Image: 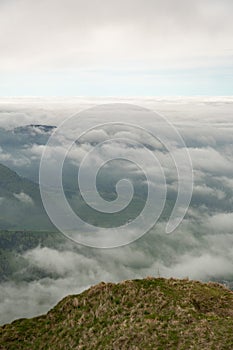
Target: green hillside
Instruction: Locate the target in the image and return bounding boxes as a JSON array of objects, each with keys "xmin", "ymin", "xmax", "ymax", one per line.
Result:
[
  {"xmin": 0, "ymin": 163, "xmax": 39, "ymax": 200},
  {"xmin": 1, "ymin": 278, "xmax": 233, "ymax": 349},
  {"xmin": 0, "ymin": 162, "xmax": 162, "ymax": 230},
  {"xmin": 0, "ymin": 163, "xmax": 55, "ymax": 230},
  {"xmin": 0, "ymin": 230, "xmax": 66, "ymax": 282}
]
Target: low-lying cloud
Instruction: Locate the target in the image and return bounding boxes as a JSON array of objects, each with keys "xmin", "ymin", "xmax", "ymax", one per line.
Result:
[{"xmin": 0, "ymin": 97, "xmax": 233, "ymax": 324}]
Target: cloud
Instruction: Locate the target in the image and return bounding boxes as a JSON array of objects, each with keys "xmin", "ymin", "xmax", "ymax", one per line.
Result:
[
  {"xmin": 0, "ymin": 246, "xmax": 114, "ymax": 325},
  {"xmin": 160, "ymin": 253, "xmax": 233, "ymax": 280},
  {"xmin": 13, "ymin": 192, "xmax": 34, "ymax": 205},
  {"xmin": 0, "ymin": 147, "xmax": 11, "ymax": 162},
  {"xmin": 189, "ymin": 147, "xmax": 233, "ymax": 176},
  {"xmin": 1, "ymin": 97, "xmax": 233, "ymax": 324},
  {"xmin": 204, "ymin": 213, "xmax": 233, "ymax": 233},
  {"xmin": 0, "ymin": 0, "xmax": 232, "ymax": 73},
  {"xmin": 1, "ymin": 222, "xmax": 233, "ymax": 325},
  {"xmin": 192, "ymin": 185, "xmax": 226, "ymax": 201},
  {"xmin": 24, "ymin": 247, "xmax": 95, "ymax": 276}
]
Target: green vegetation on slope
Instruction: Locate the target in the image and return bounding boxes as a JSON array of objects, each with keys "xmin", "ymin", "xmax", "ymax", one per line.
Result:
[
  {"xmin": 0, "ymin": 163, "xmax": 40, "ymax": 202},
  {"xmin": 0, "ymin": 230, "xmax": 66, "ymax": 282},
  {"xmin": 0, "ymin": 162, "xmax": 173, "ymax": 231},
  {"xmin": 0, "ymin": 277, "xmax": 233, "ymax": 349},
  {"xmin": 0, "ymin": 163, "xmax": 55, "ymax": 230}
]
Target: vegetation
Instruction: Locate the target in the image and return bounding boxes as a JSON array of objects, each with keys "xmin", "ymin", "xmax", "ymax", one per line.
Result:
[
  {"xmin": 1, "ymin": 277, "xmax": 233, "ymax": 349},
  {"xmin": 0, "ymin": 162, "xmax": 173, "ymax": 230},
  {"xmin": 0, "ymin": 230, "xmax": 65, "ymax": 282},
  {"xmin": 0, "ymin": 163, "xmax": 55, "ymax": 231},
  {"xmin": 0, "ymin": 163, "xmax": 39, "ymax": 200}
]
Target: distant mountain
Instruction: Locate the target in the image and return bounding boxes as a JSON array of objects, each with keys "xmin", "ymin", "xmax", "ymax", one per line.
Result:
[
  {"xmin": 0, "ymin": 277, "xmax": 233, "ymax": 349},
  {"xmin": 0, "ymin": 163, "xmax": 54, "ymax": 230},
  {"xmin": 12, "ymin": 124, "xmax": 56, "ymax": 148},
  {"xmin": 0, "ymin": 161, "xmax": 153, "ymax": 231},
  {"xmin": 13, "ymin": 124, "xmax": 56, "ymax": 134},
  {"xmin": 0, "ymin": 163, "xmax": 39, "ymax": 199}
]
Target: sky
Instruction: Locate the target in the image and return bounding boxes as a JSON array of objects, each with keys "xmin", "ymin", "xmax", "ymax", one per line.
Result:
[{"xmin": 0, "ymin": 0, "xmax": 232, "ymax": 96}]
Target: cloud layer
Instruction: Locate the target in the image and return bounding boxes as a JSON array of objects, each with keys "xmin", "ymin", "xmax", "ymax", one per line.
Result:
[{"xmin": 0, "ymin": 97, "xmax": 233, "ymax": 324}]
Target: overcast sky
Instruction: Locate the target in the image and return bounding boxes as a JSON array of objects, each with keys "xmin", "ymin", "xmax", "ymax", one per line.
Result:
[{"xmin": 0, "ymin": 0, "xmax": 232, "ymax": 96}]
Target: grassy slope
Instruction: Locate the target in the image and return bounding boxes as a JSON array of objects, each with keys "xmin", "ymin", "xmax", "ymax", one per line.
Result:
[{"xmin": 0, "ymin": 278, "xmax": 233, "ymax": 349}]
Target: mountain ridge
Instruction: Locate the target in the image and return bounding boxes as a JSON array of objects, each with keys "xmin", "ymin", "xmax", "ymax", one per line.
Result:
[{"xmin": 1, "ymin": 277, "xmax": 233, "ymax": 349}]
